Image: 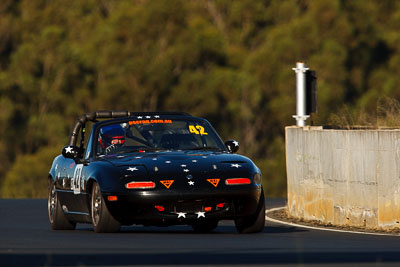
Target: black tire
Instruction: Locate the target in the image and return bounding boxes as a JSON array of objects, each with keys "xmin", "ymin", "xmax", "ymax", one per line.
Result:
[
  {"xmin": 235, "ymin": 189, "xmax": 265, "ymax": 234},
  {"xmin": 48, "ymin": 183, "xmax": 76, "ymax": 230},
  {"xmin": 191, "ymin": 220, "xmax": 218, "ymax": 233},
  {"xmin": 91, "ymin": 182, "xmax": 121, "ymax": 233}
]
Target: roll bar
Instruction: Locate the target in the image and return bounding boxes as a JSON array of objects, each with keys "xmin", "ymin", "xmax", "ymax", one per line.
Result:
[{"xmin": 68, "ymin": 110, "xmax": 191, "ymax": 146}]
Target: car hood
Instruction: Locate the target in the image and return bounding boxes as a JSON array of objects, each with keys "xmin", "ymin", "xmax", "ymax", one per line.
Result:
[{"xmin": 101, "ymin": 150, "xmax": 255, "ymax": 179}]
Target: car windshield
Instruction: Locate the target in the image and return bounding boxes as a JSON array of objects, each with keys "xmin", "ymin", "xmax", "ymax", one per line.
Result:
[{"xmin": 96, "ymin": 118, "xmax": 226, "ymax": 156}]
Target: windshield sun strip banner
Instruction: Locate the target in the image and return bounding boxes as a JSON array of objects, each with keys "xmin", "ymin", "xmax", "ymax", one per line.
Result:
[{"xmin": 129, "ymin": 119, "xmax": 172, "ymax": 125}]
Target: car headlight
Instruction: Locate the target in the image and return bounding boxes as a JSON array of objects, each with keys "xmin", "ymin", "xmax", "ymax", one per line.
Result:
[{"xmin": 253, "ymin": 173, "xmax": 262, "ymax": 185}]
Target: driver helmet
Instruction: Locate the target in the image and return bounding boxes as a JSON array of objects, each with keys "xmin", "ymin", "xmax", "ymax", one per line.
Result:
[{"xmin": 99, "ymin": 124, "xmax": 125, "ymax": 149}]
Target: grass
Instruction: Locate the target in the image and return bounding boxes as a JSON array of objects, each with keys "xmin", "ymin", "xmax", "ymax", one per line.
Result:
[{"xmin": 327, "ymin": 97, "xmax": 400, "ymax": 129}]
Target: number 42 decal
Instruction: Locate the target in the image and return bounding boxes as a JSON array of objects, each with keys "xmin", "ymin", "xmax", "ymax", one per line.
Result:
[
  {"xmin": 189, "ymin": 125, "xmax": 208, "ymax": 135},
  {"xmin": 72, "ymin": 164, "xmax": 84, "ymax": 194}
]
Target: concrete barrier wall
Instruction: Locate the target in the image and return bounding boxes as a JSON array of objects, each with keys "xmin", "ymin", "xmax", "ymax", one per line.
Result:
[{"xmin": 286, "ymin": 126, "xmax": 400, "ymax": 229}]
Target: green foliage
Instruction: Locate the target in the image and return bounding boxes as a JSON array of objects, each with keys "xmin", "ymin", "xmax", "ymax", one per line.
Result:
[
  {"xmin": 257, "ymin": 137, "xmax": 287, "ymax": 197},
  {"xmin": 1, "ymin": 0, "xmax": 400, "ymax": 198},
  {"xmin": 1, "ymin": 146, "xmax": 59, "ymax": 198}
]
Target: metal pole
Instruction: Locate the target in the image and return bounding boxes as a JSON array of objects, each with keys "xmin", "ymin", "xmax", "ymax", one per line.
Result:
[{"xmin": 292, "ymin": 62, "xmax": 309, "ymax": 126}]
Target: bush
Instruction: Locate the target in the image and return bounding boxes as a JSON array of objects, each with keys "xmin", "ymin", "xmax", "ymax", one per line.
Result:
[{"xmin": 1, "ymin": 146, "xmax": 60, "ymax": 198}]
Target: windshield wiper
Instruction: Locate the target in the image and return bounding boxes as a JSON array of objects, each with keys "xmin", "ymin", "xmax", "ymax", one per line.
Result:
[
  {"xmin": 185, "ymin": 147, "xmax": 220, "ymax": 151},
  {"xmin": 113, "ymin": 147, "xmax": 165, "ymax": 154},
  {"xmin": 139, "ymin": 147, "xmax": 167, "ymax": 152}
]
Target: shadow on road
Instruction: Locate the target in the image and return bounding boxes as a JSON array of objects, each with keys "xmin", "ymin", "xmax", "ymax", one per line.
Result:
[
  {"xmin": 73, "ymin": 224, "xmax": 307, "ymax": 235},
  {"xmin": 2, "ymin": 250, "xmax": 400, "ymax": 266}
]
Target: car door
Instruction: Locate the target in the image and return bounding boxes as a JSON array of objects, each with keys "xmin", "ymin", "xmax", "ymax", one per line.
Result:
[{"xmin": 62, "ymin": 125, "xmax": 95, "ymax": 216}]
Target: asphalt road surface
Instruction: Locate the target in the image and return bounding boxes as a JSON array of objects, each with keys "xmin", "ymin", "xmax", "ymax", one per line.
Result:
[{"xmin": 1, "ymin": 199, "xmax": 400, "ymax": 267}]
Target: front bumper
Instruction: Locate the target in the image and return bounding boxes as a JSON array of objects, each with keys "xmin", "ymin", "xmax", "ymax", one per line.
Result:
[{"xmin": 103, "ymin": 185, "xmax": 262, "ymax": 226}]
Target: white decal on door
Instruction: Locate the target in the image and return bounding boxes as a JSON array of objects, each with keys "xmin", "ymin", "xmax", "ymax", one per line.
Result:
[{"xmin": 73, "ymin": 164, "xmax": 84, "ymax": 194}]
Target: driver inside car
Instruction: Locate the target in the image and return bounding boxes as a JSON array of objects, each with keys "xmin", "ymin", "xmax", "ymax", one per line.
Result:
[{"xmin": 98, "ymin": 124, "xmax": 125, "ymax": 155}]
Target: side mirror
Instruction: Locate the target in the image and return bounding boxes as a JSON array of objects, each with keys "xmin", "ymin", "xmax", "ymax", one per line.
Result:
[
  {"xmin": 225, "ymin": 140, "xmax": 240, "ymax": 153},
  {"xmin": 62, "ymin": 145, "xmax": 80, "ymax": 160}
]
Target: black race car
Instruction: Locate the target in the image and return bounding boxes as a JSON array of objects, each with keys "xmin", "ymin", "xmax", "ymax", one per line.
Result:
[{"xmin": 48, "ymin": 111, "xmax": 265, "ymax": 233}]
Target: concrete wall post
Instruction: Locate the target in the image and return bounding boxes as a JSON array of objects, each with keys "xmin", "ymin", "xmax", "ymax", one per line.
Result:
[{"xmin": 286, "ymin": 126, "xmax": 400, "ymax": 230}]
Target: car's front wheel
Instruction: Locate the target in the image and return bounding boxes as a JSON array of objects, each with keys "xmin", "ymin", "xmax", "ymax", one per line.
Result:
[
  {"xmin": 48, "ymin": 183, "xmax": 76, "ymax": 230},
  {"xmin": 234, "ymin": 189, "xmax": 265, "ymax": 234},
  {"xmin": 91, "ymin": 182, "xmax": 121, "ymax": 233}
]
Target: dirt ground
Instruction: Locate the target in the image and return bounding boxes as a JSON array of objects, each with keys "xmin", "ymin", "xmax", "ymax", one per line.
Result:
[{"xmin": 267, "ymin": 207, "xmax": 400, "ymax": 235}]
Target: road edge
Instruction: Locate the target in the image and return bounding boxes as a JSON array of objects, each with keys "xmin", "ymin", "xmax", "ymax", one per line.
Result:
[{"xmin": 265, "ymin": 207, "xmax": 400, "ymax": 237}]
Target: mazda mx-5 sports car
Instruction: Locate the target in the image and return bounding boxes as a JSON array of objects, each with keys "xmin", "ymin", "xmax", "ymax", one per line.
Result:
[{"xmin": 48, "ymin": 111, "xmax": 265, "ymax": 233}]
